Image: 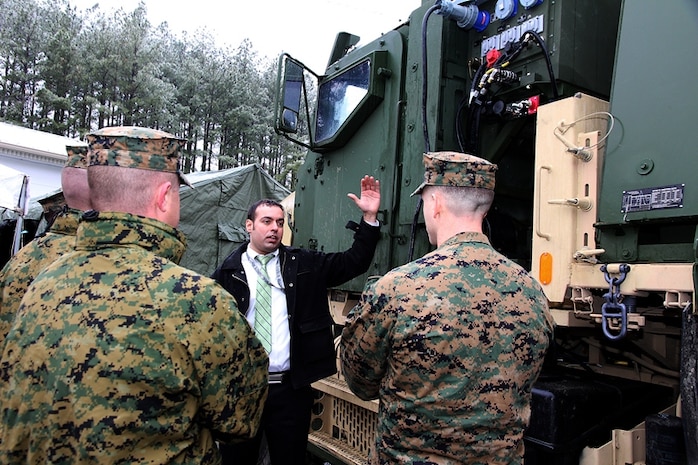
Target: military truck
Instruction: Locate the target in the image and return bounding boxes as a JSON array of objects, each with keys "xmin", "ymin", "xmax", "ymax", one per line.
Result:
[{"xmin": 274, "ymin": 1, "xmax": 698, "ymax": 463}]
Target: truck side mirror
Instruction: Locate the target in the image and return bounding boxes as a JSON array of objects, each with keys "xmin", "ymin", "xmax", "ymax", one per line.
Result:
[
  {"xmin": 273, "ymin": 51, "xmax": 389, "ymax": 152},
  {"xmin": 278, "ymin": 58, "xmax": 304, "ymax": 134},
  {"xmin": 274, "ymin": 54, "xmax": 319, "ymax": 150}
]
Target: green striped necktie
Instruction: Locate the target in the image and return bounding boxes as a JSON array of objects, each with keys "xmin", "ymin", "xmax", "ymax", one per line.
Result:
[{"xmin": 254, "ymin": 254, "xmax": 273, "ymax": 353}]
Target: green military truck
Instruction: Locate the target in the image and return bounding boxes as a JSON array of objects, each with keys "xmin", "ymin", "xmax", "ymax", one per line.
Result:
[{"xmin": 275, "ymin": 1, "xmax": 698, "ymax": 463}]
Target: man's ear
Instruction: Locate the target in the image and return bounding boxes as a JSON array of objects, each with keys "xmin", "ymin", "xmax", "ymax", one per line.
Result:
[
  {"xmin": 156, "ymin": 181, "xmax": 174, "ymax": 213},
  {"xmin": 245, "ymin": 218, "xmax": 253, "ymax": 233},
  {"xmin": 431, "ymin": 191, "xmax": 443, "ymax": 218}
]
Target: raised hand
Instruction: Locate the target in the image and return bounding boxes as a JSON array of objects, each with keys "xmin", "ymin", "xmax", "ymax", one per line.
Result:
[{"xmin": 347, "ymin": 175, "xmax": 381, "ymax": 224}]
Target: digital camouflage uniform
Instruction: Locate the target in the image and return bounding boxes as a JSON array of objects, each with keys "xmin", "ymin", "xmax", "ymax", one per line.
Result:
[
  {"xmin": 0, "ymin": 209, "xmax": 80, "ymax": 345},
  {"xmin": 0, "ymin": 145, "xmax": 87, "ymax": 346},
  {"xmin": 0, "ymin": 127, "xmax": 268, "ymax": 464},
  {"xmin": 340, "ymin": 152, "xmax": 555, "ymax": 465}
]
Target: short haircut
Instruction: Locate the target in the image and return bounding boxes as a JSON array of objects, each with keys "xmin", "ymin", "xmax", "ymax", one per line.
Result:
[
  {"xmin": 247, "ymin": 199, "xmax": 284, "ymax": 221},
  {"xmin": 427, "ymin": 185, "xmax": 494, "ymax": 216},
  {"xmin": 88, "ymin": 165, "xmax": 178, "ymax": 212}
]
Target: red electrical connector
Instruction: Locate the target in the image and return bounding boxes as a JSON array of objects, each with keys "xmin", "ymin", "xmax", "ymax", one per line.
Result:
[
  {"xmin": 527, "ymin": 95, "xmax": 540, "ymax": 114},
  {"xmin": 485, "ymin": 49, "xmax": 501, "ymax": 68}
]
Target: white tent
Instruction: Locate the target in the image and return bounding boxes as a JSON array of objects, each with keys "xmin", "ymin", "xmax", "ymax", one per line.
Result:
[{"xmin": 0, "ymin": 163, "xmax": 30, "ymax": 256}]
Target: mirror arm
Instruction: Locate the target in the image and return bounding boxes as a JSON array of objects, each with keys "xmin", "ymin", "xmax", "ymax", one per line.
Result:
[{"xmin": 301, "ymin": 73, "xmax": 314, "ymax": 146}]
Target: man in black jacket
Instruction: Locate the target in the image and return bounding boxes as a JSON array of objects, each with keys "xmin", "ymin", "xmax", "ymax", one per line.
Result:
[{"xmin": 211, "ymin": 175, "xmax": 381, "ymax": 465}]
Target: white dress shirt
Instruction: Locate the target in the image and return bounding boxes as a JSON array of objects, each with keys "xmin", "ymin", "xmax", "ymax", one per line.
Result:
[{"xmin": 243, "ymin": 249, "xmax": 291, "ymax": 372}]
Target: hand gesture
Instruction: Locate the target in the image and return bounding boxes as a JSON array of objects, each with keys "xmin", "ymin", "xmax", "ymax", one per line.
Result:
[{"xmin": 348, "ymin": 175, "xmax": 381, "ymax": 224}]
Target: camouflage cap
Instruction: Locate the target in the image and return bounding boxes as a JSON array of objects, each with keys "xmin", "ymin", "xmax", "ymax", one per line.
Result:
[
  {"xmin": 411, "ymin": 151, "xmax": 497, "ymax": 196},
  {"xmin": 65, "ymin": 145, "xmax": 89, "ymax": 169},
  {"xmin": 86, "ymin": 126, "xmax": 192, "ymax": 187},
  {"xmin": 37, "ymin": 190, "xmax": 66, "ymax": 213}
]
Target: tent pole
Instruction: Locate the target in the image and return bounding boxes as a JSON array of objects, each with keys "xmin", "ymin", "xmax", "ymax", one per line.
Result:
[{"xmin": 11, "ymin": 175, "xmax": 30, "ymax": 256}]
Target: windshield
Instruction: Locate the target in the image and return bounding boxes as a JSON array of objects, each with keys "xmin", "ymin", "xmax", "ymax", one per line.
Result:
[{"xmin": 315, "ymin": 60, "xmax": 371, "ymax": 143}]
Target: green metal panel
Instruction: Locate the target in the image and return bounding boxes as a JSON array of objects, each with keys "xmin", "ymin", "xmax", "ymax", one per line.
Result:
[
  {"xmin": 597, "ymin": 0, "xmax": 698, "ymax": 263},
  {"xmin": 397, "ymin": 3, "xmax": 472, "ymax": 266},
  {"xmin": 291, "ymin": 30, "xmax": 406, "ymax": 292}
]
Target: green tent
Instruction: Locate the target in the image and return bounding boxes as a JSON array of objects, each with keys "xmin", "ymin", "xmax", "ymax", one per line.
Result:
[{"xmin": 178, "ymin": 164, "xmax": 290, "ymax": 277}]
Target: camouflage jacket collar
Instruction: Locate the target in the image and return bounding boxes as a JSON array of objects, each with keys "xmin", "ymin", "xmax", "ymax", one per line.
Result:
[
  {"xmin": 77, "ymin": 211, "xmax": 187, "ymax": 264},
  {"xmin": 49, "ymin": 208, "xmax": 82, "ymax": 236},
  {"xmin": 443, "ymin": 231, "xmax": 491, "ymax": 248}
]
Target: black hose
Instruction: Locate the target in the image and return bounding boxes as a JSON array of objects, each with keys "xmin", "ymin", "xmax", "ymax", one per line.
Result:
[
  {"xmin": 421, "ymin": 4, "xmax": 439, "ymax": 154},
  {"xmin": 409, "ymin": 4, "xmax": 439, "ymax": 262},
  {"xmin": 458, "ymin": 60, "xmax": 487, "ymax": 153},
  {"xmin": 407, "ymin": 197, "xmax": 423, "ymax": 262},
  {"xmin": 521, "ymin": 30, "xmax": 559, "ymax": 99}
]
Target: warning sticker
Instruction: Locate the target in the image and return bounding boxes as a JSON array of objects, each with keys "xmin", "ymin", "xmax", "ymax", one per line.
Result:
[{"xmin": 622, "ymin": 184, "xmax": 684, "ymax": 213}]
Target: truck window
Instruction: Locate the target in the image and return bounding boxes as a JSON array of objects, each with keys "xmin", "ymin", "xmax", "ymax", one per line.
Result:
[{"xmin": 315, "ymin": 60, "xmax": 370, "ymax": 143}]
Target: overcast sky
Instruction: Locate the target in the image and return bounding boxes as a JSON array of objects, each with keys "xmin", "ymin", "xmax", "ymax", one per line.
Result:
[{"xmin": 69, "ymin": 0, "xmax": 421, "ymax": 71}]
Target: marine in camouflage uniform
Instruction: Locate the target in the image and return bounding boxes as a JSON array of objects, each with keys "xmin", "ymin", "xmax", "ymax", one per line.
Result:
[
  {"xmin": 0, "ymin": 126, "xmax": 269, "ymax": 464},
  {"xmin": 340, "ymin": 152, "xmax": 554, "ymax": 465},
  {"xmin": 0, "ymin": 145, "xmax": 90, "ymax": 346}
]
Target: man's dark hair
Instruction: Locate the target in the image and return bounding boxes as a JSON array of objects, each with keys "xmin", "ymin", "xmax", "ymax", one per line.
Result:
[{"xmin": 247, "ymin": 199, "xmax": 284, "ymax": 221}]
